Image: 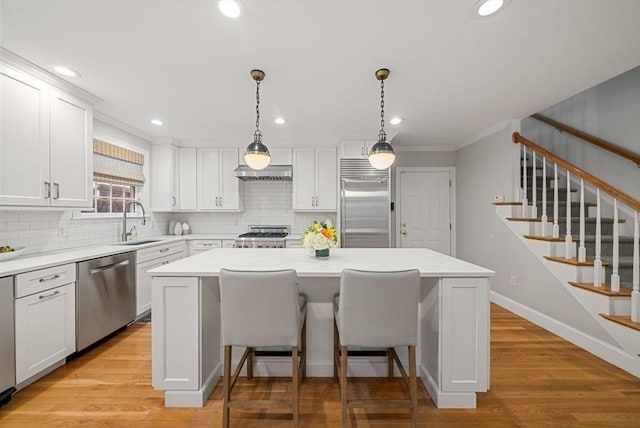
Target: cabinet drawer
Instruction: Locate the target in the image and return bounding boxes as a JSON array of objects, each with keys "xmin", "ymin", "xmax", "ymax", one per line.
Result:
[
  {"xmin": 222, "ymin": 240, "xmax": 235, "ymax": 248},
  {"xmin": 191, "ymin": 240, "xmax": 222, "ymax": 252},
  {"xmin": 15, "ymin": 263, "xmax": 76, "ymax": 298},
  {"xmin": 137, "ymin": 241, "xmax": 185, "ymax": 263}
]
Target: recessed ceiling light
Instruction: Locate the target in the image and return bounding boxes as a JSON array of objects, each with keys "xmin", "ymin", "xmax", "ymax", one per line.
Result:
[
  {"xmin": 53, "ymin": 65, "xmax": 81, "ymax": 77},
  {"xmin": 274, "ymin": 117, "xmax": 286, "ymax": 125},
  {"xmin": 389, "ymin": 117, "xmax": 403, "ymax": 125},
  {"xmin": 472, "ymin": 0, "xmax": 510, "ymax": 18},
  {"xmin": 150, "ymin": 119, "xmax": 164, "ymax": 126},
  {"xmin": 218, "ymin": 0, "xmax": 241, "ymax": 18}
]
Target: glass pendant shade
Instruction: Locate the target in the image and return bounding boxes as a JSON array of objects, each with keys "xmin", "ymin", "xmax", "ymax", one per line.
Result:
[
  {"xmin": 369, "ymin": 139, "xmax": 396, "ymax": 169},
  {"xmin": 244, "ymin": 138, "xmax": 271, "ymax": 170}
]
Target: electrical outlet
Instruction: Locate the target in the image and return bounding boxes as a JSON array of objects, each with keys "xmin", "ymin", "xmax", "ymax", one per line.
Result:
[{"xmin": 509, "ymin": 275, "xmax": 517, "ymax": 287}]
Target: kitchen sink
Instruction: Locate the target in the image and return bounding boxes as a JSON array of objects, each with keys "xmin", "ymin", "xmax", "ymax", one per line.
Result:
[{"xmin": 113, "ymin": 239, "xmax": 163, "ymax": 246}]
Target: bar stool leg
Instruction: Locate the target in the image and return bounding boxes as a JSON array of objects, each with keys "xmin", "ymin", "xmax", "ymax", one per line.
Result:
[
  {"xmin": 247, "ymin": 347, "xmax": 253, "ymax": 379},
  {"xmin": 223, "ymin": 345, "xmax": 232, "ymax": 428},
  {"xmin": 301, "ymin": 319, "xmax": 307, "ymax": 379},
  {"xmin": 340, "ymin": 345, "xmax": 348, "ymax": 428},
  {"xmin": 409, "ymin": 345, "xmax": 417, "ymax": 428},
  {"xmin": 292, "ymin": 346, "xmax": 300, "ymax": 427},
  {"xmin": 387, "ymin": 347, "xmax": 394, "ymax": 378},
  {"xmin": 333, "ymin": 320, "xmax": 339, "ymax": 380}
]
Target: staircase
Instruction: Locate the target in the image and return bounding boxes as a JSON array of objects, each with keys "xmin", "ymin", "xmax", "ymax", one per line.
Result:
[{"xmin": 494, "ymin": 132, "xmax": 640, "ymax": 377}]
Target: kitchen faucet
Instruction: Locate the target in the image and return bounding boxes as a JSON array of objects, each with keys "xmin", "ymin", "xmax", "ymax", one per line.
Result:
[{"xmin": 122, "ymin": 201, "xmax": 146, "ymax": 242}]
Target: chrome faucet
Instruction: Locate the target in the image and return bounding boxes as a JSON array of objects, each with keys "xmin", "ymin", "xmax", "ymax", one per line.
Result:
[{"xmin": 122, "ymin": 201, "xmax": 147, "ymax": 242}]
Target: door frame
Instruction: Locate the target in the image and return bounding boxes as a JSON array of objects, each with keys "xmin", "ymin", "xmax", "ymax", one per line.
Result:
[{"xmin": 395, "ymin": 167, "xmax": 456, "ymax": 257}]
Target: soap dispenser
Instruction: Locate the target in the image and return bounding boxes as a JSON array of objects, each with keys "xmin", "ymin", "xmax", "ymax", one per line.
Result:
[{"xmin": 130, "ymin": 226, "xmax": 138, "ymax": 241}]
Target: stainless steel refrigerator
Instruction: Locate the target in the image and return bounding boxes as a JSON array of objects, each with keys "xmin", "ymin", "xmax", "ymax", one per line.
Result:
[{"xmin": 340, "ymin": 159, "xmax": 391, "ymax": 248}]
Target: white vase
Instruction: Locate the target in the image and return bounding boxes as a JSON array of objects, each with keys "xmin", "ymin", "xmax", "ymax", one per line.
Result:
[{"xmin": 173, "ymin": 222, "xmax": 183, "ymax": 235}]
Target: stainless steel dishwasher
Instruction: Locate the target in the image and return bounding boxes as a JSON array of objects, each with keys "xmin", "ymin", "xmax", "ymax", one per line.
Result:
[
  {"xmin": 76, "ymin": 252, "xmax": 136, "ymax": 351},
  {"xmin": 0, "ymin": 276, "xmax": 16, "ymax": 406}
]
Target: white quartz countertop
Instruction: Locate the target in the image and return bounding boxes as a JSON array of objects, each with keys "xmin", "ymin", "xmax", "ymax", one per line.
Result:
[
  {"xmin": 149, "ymin": 248, "xmax": 495, "ymax": 278},
  {"xmin": 0, "ymin": 233, "xmax": 237, "ymax": 277}
]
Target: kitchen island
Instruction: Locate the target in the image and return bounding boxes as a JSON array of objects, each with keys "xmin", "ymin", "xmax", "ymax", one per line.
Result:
[{"xmin": 149, "ymin": 248, "xmax": 494, "ymax": 409}]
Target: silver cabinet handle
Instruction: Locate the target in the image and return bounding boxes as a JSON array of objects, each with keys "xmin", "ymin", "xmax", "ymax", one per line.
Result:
[
  {"xmin": 219, "ymin": 197, "xmax": 223, "ymax": 207},
  {"xmin": 89, "ymin": 259, "xmax": 130, "ymax": 275},
  {"xmin": 215, "ymin": 196, "xmax": 220, "ymax": 207},
  {"xmin": 159, "ymin": 248, "xmax": 170, "ymax": 253},
  {"xmin": 44, "ymin": 182, "xmax": 51, "ymax": 199},
  {"xmin": 39, "ymin": 274, "xmax": 60, "ymax": 283},
  {"xmin": 202, "ymin": 243, "xmax": 213, "ymax": 247},
  {"xmin": 53, "ymin": 182, "xmax": 60, "ymax": 199},
  {"xmin": 39, "ymin": 290, "xmax": 60, "ymax": 300},
  {"xmin": 172, "ymin": 196, "xmax": 176, "ymax": 207}
]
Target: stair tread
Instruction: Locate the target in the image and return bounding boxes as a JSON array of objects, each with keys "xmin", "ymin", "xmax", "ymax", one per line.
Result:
[
  {"xmin": 599, "ymin": 314, "xmax": 640, "ymax": 332},
  {"xmin": 524, "ymin": 234, "xmax": 637, "ymax": 243},
  {"xmin": 507, "ymin": 217, "xmax": 623, "ymax": 223},
  {"xmin": 492, "ymin": 201, "xmax": 532, "ymax": 206},
  {"xmin": 568, "ymin": 281, "xmax": 633, "ymax": 297},
  {"xmin": 543, "ymin": 256, "xmax": 609, "ymax": 267}
]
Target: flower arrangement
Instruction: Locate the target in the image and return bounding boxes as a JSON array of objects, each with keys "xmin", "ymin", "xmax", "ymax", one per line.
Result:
[{"xmin": 302, "ymin": 221, "xmax": 338, "ymax": 254}]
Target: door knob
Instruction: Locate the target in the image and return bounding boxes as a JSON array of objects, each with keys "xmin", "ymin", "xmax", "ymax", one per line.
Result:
[
  {"xmin": 402, "ymin": 223, "xmax": 407, "ymax": 227},
  {"xmin": 401, "ymin": 229, "xmax": 407, "ymax": 236}
]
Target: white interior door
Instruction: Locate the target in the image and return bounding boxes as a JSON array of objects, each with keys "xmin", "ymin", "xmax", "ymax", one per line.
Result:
[{"xmin": 397, "ymin": 168, "xmax": 453, "ymax": 255}]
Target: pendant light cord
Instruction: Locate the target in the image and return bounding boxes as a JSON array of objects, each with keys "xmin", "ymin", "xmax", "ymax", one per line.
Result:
[
  {"xmin": 254, "ymin": 79, "xmax": 262, "ymax": 139},
  {"xmin": 379, "ymin": 78, "xmax": 386, "ymax": 140}
]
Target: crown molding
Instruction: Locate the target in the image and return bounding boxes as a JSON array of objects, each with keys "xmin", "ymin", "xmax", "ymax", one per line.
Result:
[
  {"xmin": 0, "ymin": 46, "xmax": 103, "ymax": 105},
  {"xmin": 94, "ymin": 111, "xmax": 152, "ymax": 141}
]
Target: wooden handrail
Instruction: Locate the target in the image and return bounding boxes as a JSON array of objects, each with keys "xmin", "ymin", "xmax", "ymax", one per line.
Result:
[
  {"xmin": 513, "ymin": 132, "xmax": 640, "ymax": 212},
  {"xmin": 530, "ymin": 113, "xmax": 640, "ymax": 167}
]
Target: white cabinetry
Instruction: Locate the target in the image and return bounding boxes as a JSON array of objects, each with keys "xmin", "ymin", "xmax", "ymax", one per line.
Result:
[
  {"xmin": 179, "ymin": 148, "xmax": 197, "ymax": 210},
  {"xmin": 189, "ymin": 239, "xmax": 236, "ymax": 256},
  {"xmin": 14, "ymin": 263, "xmax": 76, "ymax": 385},
  {"xmin": 292, "ymin": 147, "xmax": 337, "ymax": 211},
  {"xmin": 151, "ymin": 144, "xmax": 181, "ymax": 211},
  {"xmin": 135, "ymin": 241, "xmax": 185, "ymax": 316},
  {"xmin": 340, "ymin": 141, "xmax": 374, "ymax": 159},
  {"xmin": 197, "ymin": 148, "xmax": 239, "ymax": 210},
  {"xmin": 0, "ymin": 64, "xmax": 93, "ymax": 207}
]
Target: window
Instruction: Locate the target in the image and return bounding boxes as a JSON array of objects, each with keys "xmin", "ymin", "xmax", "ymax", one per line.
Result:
[{"xmin": 80, "ymin": 138, "xmax": 147, "ymax": 216}]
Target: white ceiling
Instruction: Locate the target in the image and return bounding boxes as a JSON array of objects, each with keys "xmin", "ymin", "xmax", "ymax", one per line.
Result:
[{"xmin": 2, "ymin": 0, "xmax": 639, "ymax": 149}]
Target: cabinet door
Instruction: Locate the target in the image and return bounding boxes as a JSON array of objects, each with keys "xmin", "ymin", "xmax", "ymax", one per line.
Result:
[
  {"xmin": 136, "ymin": 258, "xmax": 163, "ymax": 316},
  {"xmin": 0, "ymin": 65, "xmax": 50, "ymax": 206},
  {"xmin": 340, "ymin": 141, "xmax": 367, "ymax": 159},
  {"xmin": 15, "ymin": 282, "xmax": 76, "ymax": 384},
  {"xmin": 49, "ymin": 88, "xmax": 93, "ymax": 207},
  {"xmin": 151, "ymin": 144, "xmax": 179, "ymax": 211},
  {"xmin": 218, "ymin": 148, "xmax": 239, "ymax": 210},
  {"xmin": 179, "ymin": 148, "xmax": 197, "ymax": 210},
  {"xmin": 171, "ymin": 145, "xmax": 180, "ymax": 209},
  {"xmin": 197, "ymin": 148, "xmax": 221, "ymax": 209},
  {"xmin": 292, "ymin": 148, "xmax": 316, "ymax": 210},
  {"xmin": 314, "ymin": 147, "xmax": 337, "ymax": 210}
]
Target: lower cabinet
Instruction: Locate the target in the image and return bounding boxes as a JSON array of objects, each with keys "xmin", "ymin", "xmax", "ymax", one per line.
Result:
[
  {"xmin": 189, "ymin": 239, "xmax": 236, "ymax": 256},
  {"xmin": 136, "ymin": 243, "xmax": 185, "ymax": 316},
  {"xmin": 14, "ymin": 282, "xmax": 75, "ymax": 384}
]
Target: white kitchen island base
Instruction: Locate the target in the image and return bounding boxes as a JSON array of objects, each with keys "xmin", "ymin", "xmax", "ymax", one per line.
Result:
[{"xmin": 150, "ymin": 248, "xmax": 493, "ymax": 409}]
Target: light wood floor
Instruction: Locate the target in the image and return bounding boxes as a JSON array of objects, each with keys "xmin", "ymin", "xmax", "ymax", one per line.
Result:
[{"xmin": 1, "ymin": 304, "xmax": 640, "ymax": 427}]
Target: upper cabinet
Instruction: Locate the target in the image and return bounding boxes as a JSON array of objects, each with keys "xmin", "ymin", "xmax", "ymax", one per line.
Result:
[
  {"xmin": 179, "ymin": 147, "xmax": 197, "ymax": 210},
  {"xmin": 0, "ymin": 64, "xmax": 93, "ymax": 207},
  {"xmin": 292, "ymin": 147, "xmax": 337, "ymax": 211},
  {"xmin": 340, "ymin": 141, "xmax": 375, "ymax": 160},
  {"xmin": 151, "ymin": 144, "xmax": 181, "ymax": 211},
  {"xmin": 198, "ymin": 148, "xmax": 240, "ymax": 210}
]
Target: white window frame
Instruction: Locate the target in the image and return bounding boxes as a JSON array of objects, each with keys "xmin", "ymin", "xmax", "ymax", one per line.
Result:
[{"xmin": 74, "ymin": 133, "xmax": 150, "ymax": 220}]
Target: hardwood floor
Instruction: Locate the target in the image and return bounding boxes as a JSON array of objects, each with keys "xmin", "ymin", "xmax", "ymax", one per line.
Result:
[{"xmin": 1, "ymin": 304, "xmax": 640, "ymax": 427}]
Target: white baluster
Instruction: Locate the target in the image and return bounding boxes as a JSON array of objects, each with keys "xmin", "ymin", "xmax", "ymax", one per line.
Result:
[
  {"xmin": 631, "ymin": 210, "xmax": 639, "ymax": 322},
  {"xmin": 552, "ymin": 164, "xmax": 559, "ymax": 238},
  {"xmin": 593, "ymin": 189, "xmax": 603, "ymax": 287},
  {"xmin": 522, "ymin": 145, "xmax": 528, "ymax": 217},
  {"xmin": 610, "ymin": 199, "xmax": 620, "ymax": 292},
  {"xmin": 540, "ymin": 158, "xmax": 548, "ymax": 237},
  {"xmin": 564, "ymin": 171, "xmax": 572, "ymax": 259},
  {"xmin": 531, "ymin": 151, "xmax": 538, "ymax": 218},
  {"xmin": 577, "ymin": 179, "xmax": 586, "ymax": 263}
]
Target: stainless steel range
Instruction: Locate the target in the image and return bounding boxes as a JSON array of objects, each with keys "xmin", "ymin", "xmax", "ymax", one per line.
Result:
[{"xmin": 234, "ymin": 225, "xmax": 289, "ymax": 248}]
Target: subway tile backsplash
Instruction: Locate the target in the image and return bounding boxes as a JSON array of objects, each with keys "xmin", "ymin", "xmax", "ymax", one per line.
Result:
[{"xmin": 0, "ymin": 181, "xmax": 335, "ymax": 255}]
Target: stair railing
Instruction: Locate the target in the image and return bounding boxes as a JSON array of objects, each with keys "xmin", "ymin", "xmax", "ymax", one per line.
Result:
[
  {"xmin": 513, "ymin": 132, "xmax": 640, "ymax": 322},
  {"xmin": 530, "ymin": 113, "xmax": 640, "ymax": 167}
]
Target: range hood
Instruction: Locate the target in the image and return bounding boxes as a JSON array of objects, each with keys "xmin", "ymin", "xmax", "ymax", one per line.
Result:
[{"xmin": 233, "ymin": 165, "xmax": 293, "ymax": 181}]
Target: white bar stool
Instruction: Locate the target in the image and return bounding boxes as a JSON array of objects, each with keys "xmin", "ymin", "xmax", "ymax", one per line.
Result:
[
  {"xmin": 219, "ymin": 269, "xmax": 307, "ymax": 428},
  {"xmin": 333, "ymin": 269, "xmax": 420, "ymax": 428}
]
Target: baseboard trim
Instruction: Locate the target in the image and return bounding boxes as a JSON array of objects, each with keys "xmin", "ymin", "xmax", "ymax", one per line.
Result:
[
  {"xmin": 419, "ymin": 364, "xmax": 477, "ymax": 408},
  {"xmin": 491, "ymin": 291, "xmax": 640, "ymax": 378},
  {"xmin": 164, "ymin": 363, "xmax": 220, "ymax": 407}
]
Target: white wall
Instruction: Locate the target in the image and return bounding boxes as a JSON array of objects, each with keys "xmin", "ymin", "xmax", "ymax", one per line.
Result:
[
  {"xmin": 455, "ymin": 122, "xmax": 616, "ymax": 345},
  {"xmin": 521, "ymin": 66, "xmax": 640, "ymax": 201}
]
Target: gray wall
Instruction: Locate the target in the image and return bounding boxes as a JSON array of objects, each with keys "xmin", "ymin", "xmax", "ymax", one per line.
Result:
[
  {"xmin": 521, "ymin": 66, "xmax": 640, "ymax": 201},
  {"xmin": 455, "ymin": 123, "xmax": 615, "ymax": 345}
]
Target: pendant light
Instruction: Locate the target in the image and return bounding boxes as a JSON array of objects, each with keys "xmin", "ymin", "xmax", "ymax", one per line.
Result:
[
  {"xmin": 368, "ymin": 68, "xmax": 396, "ymax": 170},
  {"xmin": 244, "ymin": 69, "xmax": 271, "ymax": 170}
]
